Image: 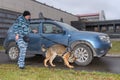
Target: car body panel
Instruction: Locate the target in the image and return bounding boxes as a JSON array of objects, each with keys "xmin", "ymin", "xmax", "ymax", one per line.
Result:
[{"xmin": 3, "ymin": 19, "xmax": 111, "ymax": 57}]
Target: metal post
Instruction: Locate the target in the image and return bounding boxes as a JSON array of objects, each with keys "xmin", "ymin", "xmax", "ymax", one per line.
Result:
[
  {"xmin": 98, "ymin": 25, "xmax": 101, "ymax": 32},
  {"xmin": 113, "ymin": 24, "xmax": 116, "ymax": 33}
]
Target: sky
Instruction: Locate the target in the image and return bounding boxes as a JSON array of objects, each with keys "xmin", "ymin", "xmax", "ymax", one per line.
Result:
[{"xmin": 37, "ymin": 0, "xmax": 120, "ymax": 20}]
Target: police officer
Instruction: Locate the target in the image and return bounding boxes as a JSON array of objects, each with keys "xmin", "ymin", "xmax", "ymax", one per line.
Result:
[{"xmin": 13, "ymin": 11, "xmax": 31, "ymax": 69}]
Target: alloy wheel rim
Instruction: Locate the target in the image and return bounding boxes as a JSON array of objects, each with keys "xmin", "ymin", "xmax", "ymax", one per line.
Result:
[
  {"xmin": 9, "ymin": 47, "xmax": 19, "ymax": 60},
  {"xmin": 74, "ymin": 47, "xmax": 89, "ymax": 63}
]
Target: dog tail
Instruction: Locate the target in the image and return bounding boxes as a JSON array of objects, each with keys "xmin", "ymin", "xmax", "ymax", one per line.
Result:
[{"xmin": 41, "ymin": 45, "xmax": 47, "ymax": 52}]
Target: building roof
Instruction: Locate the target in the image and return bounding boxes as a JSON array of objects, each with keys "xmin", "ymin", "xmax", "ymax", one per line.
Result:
[
  {"xmin": 32, "ymin": 0, "xmax": 76, "ymax": 17},
  {"xmin": 76, "ymin": 13, "xmax": 99, "ymax": 17}
]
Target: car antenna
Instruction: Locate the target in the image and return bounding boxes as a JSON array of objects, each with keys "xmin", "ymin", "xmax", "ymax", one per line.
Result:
[
  {"xmin": 39, "ymin": 12, "xmax": 44, "ymax": 20},
  {"xmin": 39, "ymin": 12, "xmax": 54, "ymax": 21}
]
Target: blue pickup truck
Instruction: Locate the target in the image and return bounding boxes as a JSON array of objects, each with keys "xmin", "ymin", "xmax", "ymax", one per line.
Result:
[{"xmin": 3, "ymin": 19, "xmax": 112, "ymax": 66}]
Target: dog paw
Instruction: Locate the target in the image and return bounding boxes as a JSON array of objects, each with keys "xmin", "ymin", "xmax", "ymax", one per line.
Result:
[
  {"xmin": 52, "ymin": 65, "xmax": 56, "ymax": 67},
  {"xmin": 69, "ymin": 66, "xmax": 74, "ymax": 69},
  {"xmin": 44, "ymin": 65, "xmax": 49, "ymax": 67}
]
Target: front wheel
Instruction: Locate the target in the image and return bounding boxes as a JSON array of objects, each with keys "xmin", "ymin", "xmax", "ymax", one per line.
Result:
[
  {"xmin": 73, "ymin": 44, "xmax": 93, "ymax": 66},
  {"xmin": 6, "ymin": 43, "xmax": 19, "ymax": 61}
]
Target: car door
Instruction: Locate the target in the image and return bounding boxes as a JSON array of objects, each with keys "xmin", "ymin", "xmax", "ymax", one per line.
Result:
[
  {"xmin": 27, "ymin": 23, "xmax": 41, "ymax": 52},
  {"xmin": 41, "ymin": 22, "xmax": 69, "ymax": 47}
]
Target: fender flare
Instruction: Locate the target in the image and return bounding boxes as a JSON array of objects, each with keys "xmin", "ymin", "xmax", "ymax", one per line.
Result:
[{"xmin": 70, "ymin": 40, "xmax": 97, "ymax": 56}]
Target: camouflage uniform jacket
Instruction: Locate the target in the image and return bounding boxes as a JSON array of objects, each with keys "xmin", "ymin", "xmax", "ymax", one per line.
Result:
[{"xmin": 13, "ymin": 15, "xmax": 31, "ymax": 37}]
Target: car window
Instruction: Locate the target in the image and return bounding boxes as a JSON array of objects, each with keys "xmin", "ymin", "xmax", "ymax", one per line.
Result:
[
  {"xmin": 30, "ymin": 23, "xmax": 39, "ymax": 33},
  {"xmin": 43, "ymin": 23, "xmax": 63, "ymax": 34}
]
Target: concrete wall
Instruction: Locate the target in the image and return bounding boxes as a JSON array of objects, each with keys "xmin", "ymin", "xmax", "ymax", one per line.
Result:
[{"xmin": 0, "ymin": 0, "xmax": 78, "ymax": 24}]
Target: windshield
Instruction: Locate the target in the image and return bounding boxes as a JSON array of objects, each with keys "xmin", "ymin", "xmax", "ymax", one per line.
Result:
[{"xmin": 56, "ymin": 22, "xmax": 79, "ymax": 31}]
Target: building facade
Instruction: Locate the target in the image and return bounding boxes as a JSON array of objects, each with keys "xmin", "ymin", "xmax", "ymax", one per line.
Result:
[
  {"xmin": 0, "ymin": 0, "xmax": 78, "ymax": 39},
  {"xmin": 0, "ymin": 0, "xmax": 78, "ymax": 24},
  {"xmin": 76, "ymin": 10, "xmax": 106, "ymax": 21}
]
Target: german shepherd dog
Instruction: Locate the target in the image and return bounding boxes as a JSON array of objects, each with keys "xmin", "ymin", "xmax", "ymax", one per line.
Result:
[{"xmin": 42, "ymin": 44, "xmax": 76, "ymax": 68}]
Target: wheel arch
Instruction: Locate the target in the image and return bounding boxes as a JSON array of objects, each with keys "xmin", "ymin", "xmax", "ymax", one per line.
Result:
[
  {"xmin": 70, "ymin": 40, "xmax": 97, "ymax": 56},
  {"xmin": 5, "ymin": 40, "xmax": 17, "ymax": 54}
]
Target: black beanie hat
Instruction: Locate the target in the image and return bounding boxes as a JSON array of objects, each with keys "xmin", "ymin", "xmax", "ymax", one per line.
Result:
[{"xmin": 23, "ymin": 11, "xmax": 31, "ymax": 17}]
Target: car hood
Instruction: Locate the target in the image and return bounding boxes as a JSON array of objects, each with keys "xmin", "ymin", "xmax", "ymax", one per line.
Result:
[{"xmin": 69, "ymin": 31, "xmax": 107, "ymax": 40}]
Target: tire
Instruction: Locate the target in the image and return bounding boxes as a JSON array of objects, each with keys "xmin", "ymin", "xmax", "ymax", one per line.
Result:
[
  {"xmin": 35, "ymin": 54, "xmax": 41, "ymax": 56},
  {"xmin": 101, "ymin": 53, "xmax": 107, "ymax": 57},
  {"xmin": 73, "ymin": 44, "xmax": 93, "ymax": 66},
  {"xmin": 6, "ymin": 42, "xmax": 19, "ymax": 61}
]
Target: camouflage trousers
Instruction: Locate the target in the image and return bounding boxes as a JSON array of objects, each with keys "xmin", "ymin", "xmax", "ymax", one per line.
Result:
[{"xmin": 16, "ymin": 37, "xmax": 28, "ymax": 67}]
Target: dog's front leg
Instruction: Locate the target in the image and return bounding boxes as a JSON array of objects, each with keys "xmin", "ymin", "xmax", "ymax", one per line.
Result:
[{"xmin": 63, "ymin": 53, "xmax": 74, "ymax": 68}]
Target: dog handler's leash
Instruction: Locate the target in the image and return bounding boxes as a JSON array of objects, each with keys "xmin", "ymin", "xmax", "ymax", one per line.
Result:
[
  {"xmin": 41, "ymin": 34, "xmax": 73, "ymax": 56},
  {"xmin": 62, "ymin": 47, "xmax": 71, "ymax": 56},
  {"xmin": 40, "ymin": 35, "xmax": 61, "ymax": 44}
]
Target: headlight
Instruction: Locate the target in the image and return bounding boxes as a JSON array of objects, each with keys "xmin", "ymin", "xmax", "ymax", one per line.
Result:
[{"xmin": 99, "ymin": 35, "xmax": 110, "ymax": 43}]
